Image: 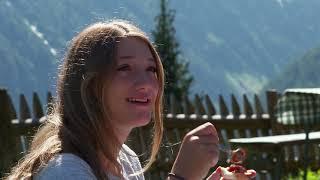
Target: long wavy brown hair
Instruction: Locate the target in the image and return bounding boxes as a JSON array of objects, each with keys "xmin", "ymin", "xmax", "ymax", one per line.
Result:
[{"xmin": 6, "ymin": 20, "xmax": 164, "ymax": 180}]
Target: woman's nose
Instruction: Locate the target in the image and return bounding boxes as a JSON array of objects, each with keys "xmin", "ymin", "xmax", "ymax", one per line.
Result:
[{"xmin": 133, "ymin": 72, "xmax": 154, "ymax": 91}]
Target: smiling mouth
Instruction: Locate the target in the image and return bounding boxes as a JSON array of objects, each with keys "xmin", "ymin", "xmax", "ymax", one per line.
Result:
[{"xmin": 126, "ymin": 97, "xmax": 150, "ymax": 104}]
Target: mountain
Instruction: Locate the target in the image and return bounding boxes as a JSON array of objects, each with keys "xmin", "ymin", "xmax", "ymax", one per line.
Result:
[
  {"xmin": 1, "ymin": 0, "xmax": 320, "ymax": 108},
  {"xmin": 264, "ymin": 46, "xmax": 320, "ymax": 93}
]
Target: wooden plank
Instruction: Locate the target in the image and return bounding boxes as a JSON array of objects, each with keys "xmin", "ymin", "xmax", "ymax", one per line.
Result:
[
  {"xmin": 266, "ymin": 90, "xmax": 280, "ymax": 135},
  {"xmin": 7, "ymin": 91, "xmax": 17, "ymax": 120},
  {"xmin": 33, "ymin": 92, "xmax": 44, "ymax": 122},
  {"xmin": 254, "ymin": 94, "xmax": 264, "ymax": 118},
  {"xmin": 219, "ymin": 129, "xmax": 228, "ymax": 144},
  {"xmin": 6, "ymin": 89, "xmax": 320, "ymax": 178},
  {"xmin": 226, "ymin": 129, "xmax": 236, "ymax": 143},
  {"xmin": 238, "ymin": 129, "xmax": 246, "ymax": 138},
  {"xmin": 231, "ymin": 94, "xmax": 240, "ymax": 118},
  {"xmin": 182, "ymin": 95, "xmax": 195, "ymax": 115},
  {"xmin": 169, "ymin": 93, "xmax": 177, "ymax": 115},
  {"xmin": 11, "ymin": 121, "xmax": 40, "ymax": 135},
  {"xmin": 19, "ymin": 94, "xmax": 31, "ymax": 122},
  {"xmin": 266, "ymin": 90, "xmax": 278, "ymax": 118},
  {"xmin": 163, "ymin": 118, "xmax": 271, "ymax": 130},
  {"xmin": 219, "ymin": 95, "xmax": 229, "ymax": 117},
  {"xmin": 194, "ymin": 94, "xmax": 206, "ymax": 115},
  {"xmin": 0, "ymin": 89, "xmax": 21, "ymax": 177},
  {"xmin": 204, "ymin": 94, "xmax": 216, "ymax": 116},
  {"xmin": 243, "ymin": 94, "xmax": 253, "ymax": 118},
  {"xmin": 260, "ymin": 127, "xmax": 270, "ymax": 136},
  {"xmin": 230, "ymin": 131, "xmax": 320, "ymax": 146},
  {"xmin": 248, "ymin": 128, "xmax": 257, "ymax": 137}
]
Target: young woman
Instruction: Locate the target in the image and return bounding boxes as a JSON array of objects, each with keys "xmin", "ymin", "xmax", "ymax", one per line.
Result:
[{"xmin": 6, "ymin": 20, "xmax": 254, "ymax": 180}]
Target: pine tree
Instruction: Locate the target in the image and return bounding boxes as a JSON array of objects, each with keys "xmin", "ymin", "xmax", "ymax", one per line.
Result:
[{"xmin": 152, "ymin": 0, "xmax": 193, "ymax": 105}]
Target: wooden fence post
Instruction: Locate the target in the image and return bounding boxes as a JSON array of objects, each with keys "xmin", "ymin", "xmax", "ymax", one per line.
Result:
[
  {"xmin": 254, "ymin": 94, "xmax": 264, "ymax": 119},
  {"xmin": 19, "ymin": 94, "xmax": 32, "ymax": 152},
  {"xmin": 194, "ymin": 94, "xmax": 206, "ymax": 115},
  {"xmin": 33, "ymin": 92, "xmax": 44, "ymax": 122},
  {"xmin": 231, "ymin": 94, "xmax": 240, "ymax": 118},
  {"xmin": 182, "ymin": 95, "xmax": 195, "ymax": 115},
  {"xmin": 0, "ymin": 89, "xmax": 20, "ymax": 177},
  {"xmin": 19, "ymin": 94, "xmax": 31, "ymax": 122},
  {"xmin": 243, "ymin": 94, "xmax": 253, "ymax": 118},
  {"xmin": 204, "ymin": 95, "xmax": 216, "ymax": 117},
  {"xmin": 267, "ymin": 90, "xmax": 279, "ymax": 134},
  {"xmin": 219, "ymin": 95, "xmax": 229, "ymax": 118}
]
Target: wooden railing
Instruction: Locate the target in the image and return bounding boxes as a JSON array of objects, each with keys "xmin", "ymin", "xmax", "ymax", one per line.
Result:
[
  {"xmin": 0, "ymin": 88, "xmax": 319, "ymax": 179},
  {"xmin": 130, "ymin": 91, "xmax": 279, "ymax": 179}
]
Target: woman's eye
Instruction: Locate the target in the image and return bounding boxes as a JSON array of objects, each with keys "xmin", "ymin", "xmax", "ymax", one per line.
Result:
[
  {"xmin": 147, "ymin": 66, "xmax": 157, "ymax": 73},
  {"xmin": 117, "ymin": 65, "xmax": 130, "ymax": 71}
]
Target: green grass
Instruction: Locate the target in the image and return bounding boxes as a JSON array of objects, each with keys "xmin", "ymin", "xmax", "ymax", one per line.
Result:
[{"xmin": 286, "ymin": 168, "xmax": 320, "ymax": 180}]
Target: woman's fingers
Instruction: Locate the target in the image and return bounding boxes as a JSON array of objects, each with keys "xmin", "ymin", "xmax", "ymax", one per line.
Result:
[
  {"xmin": 220, "ymin": 166, "xmax": 257, "ymax": 180},
  {"xmin": 189, "ymin": 122, "xmax": 218, "ymax": 137},
  {"xmin": 189, "ymin": 134, "xmax": 220, "ymax": 166},
  {"xmin": 189, "ymin": 135, "xmax": 219, "ymax": 144},
  {"xmin": 171, "ymin": 122, "xmax": 221, "ymax": 179},
  {"xmin": 244, "ymin": 169, "xmax": 256, "ymax": 178},
  {"xmin": 206, "ymin": 167, "xmax": 222, "ymax": 180},
  {"xmin": 199, "ymin": 144, "xmax": 220, "ymax": 166},
  {"xmin": 188, "ymin": 124, "xmax": 220, "ymax": 167},
  {"xmin": 200, "ymin": 143, "xmax": 219, "ymax": 152}
]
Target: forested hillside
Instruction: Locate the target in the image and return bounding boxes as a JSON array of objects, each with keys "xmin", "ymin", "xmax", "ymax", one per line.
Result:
[
  {"xmin": 265, "ymin": 46, "xmax": 320, "ymax": 92},
  {"xmin": 1, "ymin": 0, "xmax": 320, "ymax": 106}
]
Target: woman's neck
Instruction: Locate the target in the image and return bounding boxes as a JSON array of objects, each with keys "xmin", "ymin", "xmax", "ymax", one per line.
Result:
[
  {"xmin": 99, "ymin": 150, "xmax": 122, "ymax": 177},
  {"xmin": 114, "ymin": 126, "xmax": 132, "ymax": 145},
  {"xmin": 98, "ymin": 124, "xmax": 134, "ymax": 177},
  {"xmin": 100, "ymin": 128, "xmax": 132, "ymax": 177}
]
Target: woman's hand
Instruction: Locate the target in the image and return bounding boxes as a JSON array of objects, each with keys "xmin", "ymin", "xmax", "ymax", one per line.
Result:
[
  {"xmin": 206, "ymin": 166, "xmax": 256, "ymax": 180},
  {"xmin": 170, "ymin": 122, "xmax": 220, "ymax": 179}
]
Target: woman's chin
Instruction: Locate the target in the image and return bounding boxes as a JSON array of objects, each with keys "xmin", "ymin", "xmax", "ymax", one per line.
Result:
[
  {"xmin": 130, "ymin": 114, "xmax": 152, "ymax": 127},
  {"xmin": 134, "ymin": 117, "xmax": 152, "ymax": 127}
]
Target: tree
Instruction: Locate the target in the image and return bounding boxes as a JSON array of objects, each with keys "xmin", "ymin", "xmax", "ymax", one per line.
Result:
[{"xmin": 152, "ymin": 0, "xmax": 193, "ymax": 105}]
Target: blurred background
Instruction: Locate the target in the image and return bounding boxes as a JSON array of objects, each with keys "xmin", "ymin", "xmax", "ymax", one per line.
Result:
[
  {"xmin": 1, "ymin": 0, "xmax": 320, "ymax": 108},
  {"xmin": 1, "ymin": 1, "xmax": 320, "ymax": 179}
]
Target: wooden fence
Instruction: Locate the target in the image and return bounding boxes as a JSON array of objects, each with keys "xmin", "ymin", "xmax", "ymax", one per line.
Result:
[{"xmin": 0, "ymin": 88, "xmax": 319, "ymax": 179}]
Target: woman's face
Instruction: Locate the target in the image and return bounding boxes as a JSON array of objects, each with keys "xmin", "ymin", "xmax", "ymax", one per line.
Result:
[{"xmin": 105, "ymin": 37, "xmax": 159, "ymax": 132}]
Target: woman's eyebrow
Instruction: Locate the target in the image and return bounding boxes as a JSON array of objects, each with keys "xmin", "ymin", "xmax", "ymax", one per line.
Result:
[
  {"xmin": 119, "ymin": 55, "xmax": 134, "ymax": 59},
  {"xmin": 119, "ymin": 56, "xmax": 156, "ymax": 62}
]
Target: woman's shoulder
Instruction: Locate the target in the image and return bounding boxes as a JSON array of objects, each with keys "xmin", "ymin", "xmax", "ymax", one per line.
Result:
[
  {"xmin": 120, "ymin": 144, "xmax": 144, "ymax": 179},
  {"xmin": 121, "ymin": 144, "xmax": 140, "ymax": 164},
  {"xmin": 34, "ymin": 153, "xmax": 97, "ymax": 180},
  {"xmin": 121, "ymin": 144, "xmax": 138, "ymax": 156}
]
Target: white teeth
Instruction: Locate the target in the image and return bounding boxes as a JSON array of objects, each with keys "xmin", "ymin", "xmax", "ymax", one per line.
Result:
[{"xmin": 127, "ymin": 98, "xmax": 148, "ymax": 103}]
